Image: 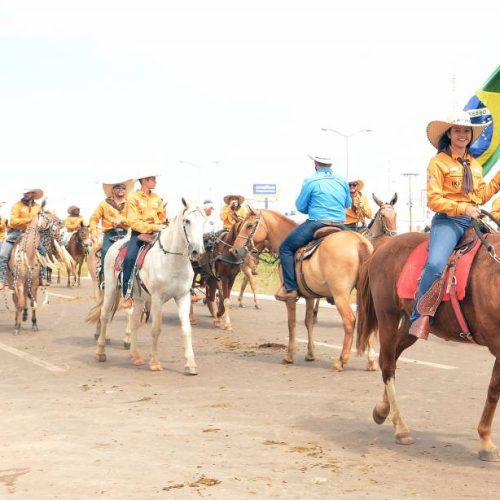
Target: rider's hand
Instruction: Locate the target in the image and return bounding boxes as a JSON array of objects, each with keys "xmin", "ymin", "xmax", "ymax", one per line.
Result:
[{"xmin": 465, "ymin": 205, "xmax": 481, "ymax": 219}]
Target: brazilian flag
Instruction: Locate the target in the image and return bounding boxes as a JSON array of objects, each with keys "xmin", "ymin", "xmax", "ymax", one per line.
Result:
[{"xmin": 464, "ymin": 65, "xmax": 500, "ymax": 175}]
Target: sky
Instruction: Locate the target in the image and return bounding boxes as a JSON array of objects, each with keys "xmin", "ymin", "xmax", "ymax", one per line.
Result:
[{"xmin": 1, "ymin": 0, "xmax": 499, "ymax": 230}]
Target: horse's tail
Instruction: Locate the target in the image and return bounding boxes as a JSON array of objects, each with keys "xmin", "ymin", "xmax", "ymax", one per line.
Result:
[
  {"xmin": 356, "ymin": 256, "xmax": 378, "ymax": 354},
  {"xmin": 85, "ymin": 292, "xmax": 103, "ymax": 324}
]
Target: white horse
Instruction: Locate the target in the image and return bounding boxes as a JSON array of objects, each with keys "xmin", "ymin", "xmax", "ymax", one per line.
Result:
[{"xmin": 87, "ymin": 199, "xmax": 206, "ymax": 374}]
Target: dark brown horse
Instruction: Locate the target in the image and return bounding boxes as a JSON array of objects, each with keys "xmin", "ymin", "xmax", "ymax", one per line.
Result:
[
  {"xmin": 232, "ymin": 209, "xmax": 374, "ymax": 370},
  {"xmin": 64, "ymin": 222, "xmax": 91, "ymax": 286},
  {"xmin": 356, "ymin": 231, "xmax": 500, "ymax": 461}
]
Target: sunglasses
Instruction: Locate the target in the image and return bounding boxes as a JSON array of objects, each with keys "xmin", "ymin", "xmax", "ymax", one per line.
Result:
[
  {"xmin": 349, "ymin": 183, "xmax": 357, "ymax": 187},
  {"xmin": 113, "ymin": 185, "xmax": 127, "ymax": 190}
]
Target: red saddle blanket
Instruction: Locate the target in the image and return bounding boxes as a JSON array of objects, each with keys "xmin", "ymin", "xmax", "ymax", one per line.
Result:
[
  {"xmin": 114, "ymin": 244, "xmax": 151, "ymax": 273},
  {"xmin": 397, "ymin": 238, "xmax": 482, "ymax": 301}
]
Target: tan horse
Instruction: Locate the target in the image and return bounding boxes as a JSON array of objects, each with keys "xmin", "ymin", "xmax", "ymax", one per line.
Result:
[
  {"xmin": 232, "ymin": 209, "xmax": 374, "ymax": 371},
  {"xmin": 63, "ymin": 222, "xmax": 91, "ymax": 287},
  {"xmin": 7, "ymin": 210, "xmax": 61, "ymax": 335},
  {"xmin": 356, "ymin": 231, "xmax": 500, "ymax": 461}
]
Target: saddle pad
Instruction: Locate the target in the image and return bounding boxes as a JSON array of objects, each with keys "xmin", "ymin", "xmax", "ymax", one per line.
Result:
[
  {"xmin": 114, "ymin": 244, "xmax": 151, "ymax": 273},
  {"xmin": 397, "ymin": 238, "xmax": 482, "ymax": 301}
]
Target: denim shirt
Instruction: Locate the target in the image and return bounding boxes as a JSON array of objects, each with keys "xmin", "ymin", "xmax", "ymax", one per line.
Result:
[{"xmin": 295, "ymin": 167, "xmax": 351, "ymax": 221}]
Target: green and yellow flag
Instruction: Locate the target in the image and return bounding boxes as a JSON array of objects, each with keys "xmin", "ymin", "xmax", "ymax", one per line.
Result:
[{"xmin": 464, "ymin": 65, "xmax": 500, "ymax": 175}]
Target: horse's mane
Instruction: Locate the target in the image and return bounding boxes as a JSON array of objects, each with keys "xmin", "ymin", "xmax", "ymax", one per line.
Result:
[{"xmin": 259, "ymin": 209, "xmax": 298, "ymax": 227}]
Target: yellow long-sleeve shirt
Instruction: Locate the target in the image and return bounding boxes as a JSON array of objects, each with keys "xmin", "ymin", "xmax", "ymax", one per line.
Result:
[
  {"xmin": 89, "ymin": 199, "xmax": 130, "ymax": 237},
  {"xmin": 8, "ymin": 201, "xmax": 41, "ymax": 231},
  {"xmin": 427, "ymin": 151, "xmax": 500, "ymax": 216},
  {"xmin": 0, "ymin": 217, "xmax": 6, "ymax": 242},
  {"xmin": 127, "ymin": 190, "xmax": 167, "ymax": 234},
  {"xmin": 345, "ymin": 193, "xmax": 373, "ymax": 225},
  {"xmin": 220, "ymin": 205, "xmax": 246, "ymax": 228},
  {"xmin": 65, "ymin": 215, "xmax": 86, "ymax": 231},
  {"xmin": 491, "ymin": 197, "xmax": 500, "ymax": 220}
]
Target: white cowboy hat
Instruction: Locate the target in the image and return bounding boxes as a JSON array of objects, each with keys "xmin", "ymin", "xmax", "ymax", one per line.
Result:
[
  {"xmin": 223, "ymin": 194, "xmax": 245, "ymax": 205},
  {"xmin": 102, "ymin": 179, "xmax": 135, "ymax": 198},
  {"xmin": 426, "ymin": 110, "xmax": 491, "ymax": 149},
  {"xmin": 23, "ymin": 189, "xmax": 44, "ymax": 200},
  {"xmin": 136, "ymin": 174, "xmax": 159, "ymax": 182},
  {"xmin": 308, "ymin": 153, "xmax": 333, "ymax": 166},
  {"xmin": 203, "ymin": 200, "xmax": 214, "ymax": 209}
]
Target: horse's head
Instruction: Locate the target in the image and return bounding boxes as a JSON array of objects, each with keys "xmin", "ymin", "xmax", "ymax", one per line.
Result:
[
  {"xmin": 77, "ymin": 222, "xmax": 92, "ymax": 247},
  {"xmin": 37, "ymin": 210, "xmax": 62, "ymax": 235},
  {"xmin": 369, "ymin": 193, "xmax": 398, "ymax": 237},
  {"xmin": 231, "ymin": 207, "xmax": 265, "ymax": 260},
  {"xmin": 181, "ymin": 198, "xmax": 207, "ymax": 261}
]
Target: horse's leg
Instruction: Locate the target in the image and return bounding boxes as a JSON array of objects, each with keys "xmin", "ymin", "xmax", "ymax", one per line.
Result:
[
  {"xmin": 122, "ymin": 308, "xmax": 133, "ymax": 350},
  {"xmin": 66, "ymin": 264, "xmax": 71, "ymax": 287},
  {"xmin": 148, "ymin": 296, "xmax": 164, "ymax": 371},
  {"xmin": 304, "ymin": 298, "xmax": 316, "ymax": 361},
  {"xmin": 477, "ymin": 358, "xmax": 500, "ymax": 461},
  {"xmin": 31, "ymin": 297, "xmax": 38, "ymax": 331},
  {"xmin": 366, "ymin": 333, "xmax": 378, "ymax": 371},
  {"xmin": 77, "ymin": 260, "xmax": 82, "ymax": 286},
  {"xmin": 176, "ymin": 294, "xmax": 198, "ymax": 375},
  {"xmin": 376, "ymin": 311, "xmax": 415, "ymax": 445},
  {"xmin": 283, "ymin": 300, "xmax": 297, "ymax": 364},
  {"xmin": 95, "ymin": 283, "xmax": 118, "ymax": 363},
  {"xmin": 245, "ymin": 264, "xmax": 260, "ymax": 310},
  {"xmin": 238, "ymin": 274, "xmax": 248, "ymax": 308},
  {"xmin": 222, "ymin": 276, "xmax": 234, "ymax": 332},
  {"xmin": 128, "ymin": 304, "xmax": 144, "ymax": 366},
  {"xmin": 332, "ymin": 294, "xmax": 356, "ymax": 371},
  {"xmin": 313, "ymin": 298, "xmax": 320, "ymax": 324},
  {"xmin": 57, "ymin": 269, "xmax": 60, "ymax": 284}
]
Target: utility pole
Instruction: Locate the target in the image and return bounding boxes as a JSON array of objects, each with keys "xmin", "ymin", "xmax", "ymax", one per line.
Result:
[{"xmin": 402, "ymin": 173, "xmax": 419, "ymax": 231}]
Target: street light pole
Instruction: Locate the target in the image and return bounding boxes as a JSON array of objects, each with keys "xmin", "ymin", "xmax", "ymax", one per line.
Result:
[
  {"xmin": 321, "ymin": 127, "xmax": 372, "ymax": 179},
  {"xmin": 402, "ymin": 173, "xmax": 419, "ymax": 231}
]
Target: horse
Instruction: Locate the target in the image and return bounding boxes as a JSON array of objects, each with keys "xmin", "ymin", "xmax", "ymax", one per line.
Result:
[
  {"xmin": 62, "ymin": 222, "xmax": 91, "ymax": 287},
  {"xmin": 232, "ymin": 209, "xmax": 374, "ymax": 371},
  {"xmin": 6, "ymin": 208, "xmax": 62, "ymax": 334},
  {"xmin": 312, "ymin": 193, "xmax": 398, "ymax": 320},
  {"xmin": 356, "ymin": 229, "xmax": 500, "ymax": 461},
  {"xmin": 86, "ymin": 199, "xmax": 206, "ymax": 374}
]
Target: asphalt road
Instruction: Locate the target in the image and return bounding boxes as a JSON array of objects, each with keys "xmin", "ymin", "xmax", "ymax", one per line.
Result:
[{"xmin": 0, "ymin": 280, "xmax": 499, "ymax": 499}]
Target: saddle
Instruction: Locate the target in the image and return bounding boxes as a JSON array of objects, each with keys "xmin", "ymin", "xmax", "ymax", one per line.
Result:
[
  {"xmin": 398, "ymin": 227, "xmax": 484, "ymax": 342},
  {"xmin": 293, "ymin": 225, "xmax": 344, "ymax": 300},
  {"xmin": 114, "ymin": 235, "xmax": 156, "ymax": 273}
]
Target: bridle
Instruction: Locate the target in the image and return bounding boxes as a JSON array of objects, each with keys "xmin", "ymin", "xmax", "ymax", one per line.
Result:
[
  {"xmin": 234, "ymin": 212, "xmax": 264, "ymax": 254},
  {"xmin": 365, "ymin": 204, "xmax": 397, "ymax": 238}
]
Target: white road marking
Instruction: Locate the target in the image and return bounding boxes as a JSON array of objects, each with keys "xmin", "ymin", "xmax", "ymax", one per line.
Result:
[
  {"xmin": 0, "ymin": 342, "xmax": 67, "ymax": 373},
  {"xmin": 231, "ymin": 291, "xmax": 356, "ymax": 309},
  {"xmin": 295, "ymin": 338, "xmax": 457, "ymax": 370},
  {"xmin": 48, "ymin": 292, "xmax": 78, "ymax": 300}
]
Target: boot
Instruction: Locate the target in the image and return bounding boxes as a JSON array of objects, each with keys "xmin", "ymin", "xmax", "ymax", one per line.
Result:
[
  {"xmin": 274, "ymin": 285, "xmax": 298, "ymax": 302},
  {"xmin": 409, "ymin": 315, "xmax": 431, "ymax": 340}
]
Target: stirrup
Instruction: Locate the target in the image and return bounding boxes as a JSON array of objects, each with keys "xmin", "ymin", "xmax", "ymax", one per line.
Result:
[{"xmin": 409, "ymin": 316, "xmax": 431, "ymax": 340}]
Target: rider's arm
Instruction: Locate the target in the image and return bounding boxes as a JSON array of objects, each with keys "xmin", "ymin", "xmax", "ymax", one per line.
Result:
[
  {"xmin": 127, "ymin": 196, "xmax": 163, "ymax": 234},
  {"xmin": 89, "ymin": 204, "xmax": 104, "ymax": 237},
  {"xmin": 9, "ymin": 202, "xmax": 39, "ymax": 230},
  {"xmin": 295, "ymin": 180, "xmax": 312, "ymax": 214}
]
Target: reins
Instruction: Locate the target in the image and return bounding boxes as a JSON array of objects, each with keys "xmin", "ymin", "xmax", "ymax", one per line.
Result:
[{"xmin": 472, "ymin": 211, "xmax": 500, "ymax": 264}]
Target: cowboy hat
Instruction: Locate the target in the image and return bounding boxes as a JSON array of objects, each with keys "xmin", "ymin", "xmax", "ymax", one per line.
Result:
[
  {"xmin": 426, "ymin": 110, "xmax": 491, "ymax": 149},
  {"xmin": 348, "ymin": 179, "xmax": 365, "ymax": 191},
  {"xmin": 67, "ymin": 205, "xmax": 80, "ymax": 215},
  {"xmin": 102, "ymin": 179, "xmax": 135, "ymax": 198},
  {"xmin": 308, "ymin": 153, "xmax": 333, "ymax": 166},
  {"xmin": 136, "ymin": 174, "xmax": 159, "ymax": 182},
  {"xmin": 224, "ymin": 194, "xmax": 245, "ymax": 205},
  {"xmin": 22, "ymin": 189, "xmax": 44, "ymax": 200}
]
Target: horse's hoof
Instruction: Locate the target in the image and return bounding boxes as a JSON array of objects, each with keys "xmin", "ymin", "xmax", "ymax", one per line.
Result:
[
  {"xmin": 185, "ymin": 366, "xmax": 198, "ymax": 376},
  {"xmin": 305, "ymin": 355, "xmax": 315, "ymax": 362},
  {"xmin": 254, "ymin": 304, "xmax": 261, "ymax": 310},
  {"xmin": 149, "ymin": 361, "xmax": 163, "ymax": 371},
  {"xmin": 334, "ymin": 360, "xmax": 344, "ymax": 372},
  {"xmin": 367, "ymin": 360, "xmax": 378, "ymax": 371},
  {"xmin": 395, "ymin": 432, "xmax": 415, "ymax": 445},
  {"xmin": 238, "ymin": 303, "xmax": 244, "ymax": 308},
  {"xmin": 94, "ymin": 333, "xmax": 99, "ymax": 340},
  {"xmin": 13, "ymin": 330, "xmax": 20, "ymax": 336},
  {"xmin": 373, "ymin": 403, "xmax": 389, "ymax": 425},
  {"xmin": 132, "ymin": 357, "xmax": 145, "ymax": 366},
  {"xmin": 96, "ymin": 353, "xmax": 106, "ymax": 363},
  {"xmin": 105, "ymin": 338, "xmax": 111, "ymax": 345},
  {"xmin": 223, "ymin": 325, "xmax": 233, "ymax": 332},
  {"xmin": 32, "ymin": 325, "xmax": 38, "ymax": 332},
  {"xmin": 478, "ymin": 449, "xmax": 500, "ymax": 462},
  {"xmin": 123, "ymin": 341, "xmax": 131, "ymax": 350},
  {"xmin": 282, "ymin": 357, "xmax": 294, "ymax": 364}
]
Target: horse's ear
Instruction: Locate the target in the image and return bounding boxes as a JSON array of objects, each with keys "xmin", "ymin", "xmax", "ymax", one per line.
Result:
[
  {"xmin": 41, "ymin": 198, "xmax": 47, "ymax": 210},
  {"xmin": 372, "ymin": 193, "xmax": 383, "ymax": 207},
  {"xmin": 390, "ymin": 193, "xmax": 398, "ymax": 206},
  {"xmin": 247, "ymin": 205, "xmax": 257, "ymax": 216},
  {"xmin": 181, "ymin": 197, "xmax": 188, "ymax": 208}
]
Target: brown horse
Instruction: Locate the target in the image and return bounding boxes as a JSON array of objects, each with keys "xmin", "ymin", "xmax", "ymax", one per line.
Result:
[
  {"xmin": 64, "ymin": 222, "xmax": 91, "ymax": 287},
  {"xmin": 356, "ymin": 230, "xmax": 500, "ymax": 461},
  {"xmin": 232, "ymin": 209, "xmax": 374, "ymax": 370},
  {"xmin": 7, "ymin": 209, "xmax": 61, "ymax": 334}
]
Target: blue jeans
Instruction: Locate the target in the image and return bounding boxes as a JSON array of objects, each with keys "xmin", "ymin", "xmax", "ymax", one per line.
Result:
[
  {"xmin": 122, "ymin": 230, "xmax": 144, "ymax": 299},
  {"xmin": 0, "ymin": 229, "xmax": 47, "ymax": 283},
  {"xmin": 101, "ymin": 229, "xmax": 127, "ymax": 270},
  {"xmin": 279, "ymin": 220, "xmax": 331, "ymax": 291},
  {"xmin": 410, "ymin": 213, "xmax": 472, "ymax": 323}
]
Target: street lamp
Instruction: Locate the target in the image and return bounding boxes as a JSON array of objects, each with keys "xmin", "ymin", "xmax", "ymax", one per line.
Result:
[
  {"xmin": 321, "ymin": 127, "xmax": 372, "ymax": 179},
  {"xmin": 402, "ymin": 172, "xmax": 420, "ymax": 231}
]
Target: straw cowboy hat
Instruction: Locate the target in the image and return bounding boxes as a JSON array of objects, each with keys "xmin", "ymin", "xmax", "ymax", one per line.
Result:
[
  {"xmin": 348, "ymin": 179, "xmax": 365, "ymax": 191},
  {"xmin": 136, "ymin": 174, "xmax": 159, "ymax": 182},
  {"xmin": 426, "ymin": 110, "xmax": 491, "ymax": 149},
  {"xmin": 102, "ymin": 179, "xmax": 135, "ymax": 198},
  {"xmin": 308, "ymin": 153, "xmax": 333, "ymax": 166},
  {"xmin": 23, "ymin": 188, "xmax": 44, "ymax": 200},
  {"xmin": 67, "ymin": 205, "xmax": 80, "ymax": 215},
  {"xmin": 224, "ymin": 194, "xmax": 245, "ymax": 205}
]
